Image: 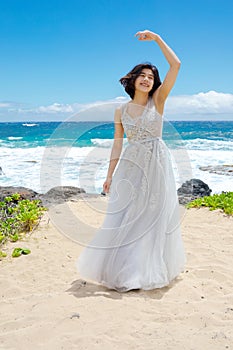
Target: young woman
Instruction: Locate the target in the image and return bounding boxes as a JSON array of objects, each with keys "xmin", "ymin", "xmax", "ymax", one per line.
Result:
[{"xmin": 77, "ymin": 30, "xmax": 186, "ymax": 292}]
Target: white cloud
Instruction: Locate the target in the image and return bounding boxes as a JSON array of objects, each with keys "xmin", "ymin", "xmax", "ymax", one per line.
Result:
[
  {"xmin": 0, "ymin": 91, "xmax": 232, "ymax": 121},
  {"xmin": 0, "ymin": 103, "xmax": 11, "ymax": 108},
  {"xmin": 0, "ymin": 101, "xmax": 23, "ymax": 108},
  {"xmin": 36, "ymin": 103, "xmax": 74, "ymax": 114},
  {"xmin": 67, "ymin": 98, "xmax": 129, "ymax": 122},
  {"xmin": 165, "ymin": 91, "xmax": 233, "ymax": 116},
  {"xmin": 75, "ymin": 92, "xmax": 233, "ymax": 120}
]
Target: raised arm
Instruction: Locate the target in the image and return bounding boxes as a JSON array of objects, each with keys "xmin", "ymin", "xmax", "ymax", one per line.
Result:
[
  {"xmin": 135, "ymin": 30, "xmax": 181, "ymax": 115},
  {"xmin": 103, "ymin": 107, "xmax": 124, "ymax": 193}
]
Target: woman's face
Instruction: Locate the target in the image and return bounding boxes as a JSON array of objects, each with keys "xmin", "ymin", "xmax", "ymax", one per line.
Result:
[{"xmin": 134, "ymin": 68, "xmax": 154, "ymax": 94}]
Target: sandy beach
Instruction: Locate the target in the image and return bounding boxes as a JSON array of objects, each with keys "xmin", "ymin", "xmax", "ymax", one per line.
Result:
[{"xmin": 1, "ymin": 197, "xmax": 233, "ymax": 350}]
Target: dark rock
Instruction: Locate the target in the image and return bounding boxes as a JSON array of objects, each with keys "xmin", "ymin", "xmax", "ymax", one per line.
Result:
[
  {"xmin": 177, "ymin": 178, "xmax": 212, "ymax": 205},
  {"xmin": 0, "ymin": 185, "xmax": 90, "ymax": 206},
  {"xmin": 38, "ymin": 186, "xmax": 86, "ymax": 206},
  {"xmin": 0, "ymin": 186, "xmax": 38, "ymax": 202},
  {"xmin": 70, "ymin": 313, "xmax": 80, "ymax": 319},
  {"xmin": 199, "ymin": 188, "xmax": 206, "ymax": 193},
  {"xmin": 0, "ymin": 166, "xmax": 5, "ymax": 175}
]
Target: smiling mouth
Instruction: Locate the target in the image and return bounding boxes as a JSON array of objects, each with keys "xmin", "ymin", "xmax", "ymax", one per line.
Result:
[{"xmin": 140, "ymin": 83, "xmax": 150, "ymax": 87}]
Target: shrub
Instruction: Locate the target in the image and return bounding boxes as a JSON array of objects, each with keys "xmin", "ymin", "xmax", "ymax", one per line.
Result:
[
  {"xmin": 186, "ymin": 191, "xmax": 233, "ymax": 215},
  {"xmin": 0, "ymin": 193, "xmax": 47, "ymax": 258}
]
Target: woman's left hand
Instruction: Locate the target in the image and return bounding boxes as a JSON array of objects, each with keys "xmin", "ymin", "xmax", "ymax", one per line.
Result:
[{"xmin": 135, "ymin": 30, "xmax": 158, "ymax": 41}]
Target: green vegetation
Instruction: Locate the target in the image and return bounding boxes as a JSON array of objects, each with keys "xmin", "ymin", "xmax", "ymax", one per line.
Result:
[
  {"xmin": 12, "ymin": 247, "xmax": 31, "ymax": 258},
  {"xmin": 0, "ymin": 193, "xmax": 47, "ymax": 258},
  {"xmin": 186, "ymin": 191, "xmax": 233, "ymax": 215}
]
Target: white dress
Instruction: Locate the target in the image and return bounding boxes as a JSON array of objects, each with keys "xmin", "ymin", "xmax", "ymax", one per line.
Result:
[{"xmin": 77, "ymin": 98, "xmax": 186, "ymax": 292}]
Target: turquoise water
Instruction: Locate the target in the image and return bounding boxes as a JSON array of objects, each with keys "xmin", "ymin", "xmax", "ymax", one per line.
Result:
[
  {"xmin": 0, "ymin": 121, "xmax": 233, "ymax": 194},
  {"xmin": 0, "ymin": 121, "xmax": 232, "ymax": 148}
]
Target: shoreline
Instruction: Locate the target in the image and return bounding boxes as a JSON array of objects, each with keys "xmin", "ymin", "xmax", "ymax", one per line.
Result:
[{"xmin": 0, "ymin": 178, "xmax": 217, "ymax": 207}]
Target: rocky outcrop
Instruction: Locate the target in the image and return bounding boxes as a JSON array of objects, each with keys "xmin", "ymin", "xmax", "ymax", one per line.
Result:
[
  {"xmin": 0, "ymin": 186, "xmax": 87, "ymax": 206},
  {"xmin": 177, "ymin": 178, "xmax": 212, "ymax": 205},
  {"xmin": 38, "ymin": 186, "xmax": 86, "ymax": 206},
  {"xmin": 0, "ymin": 186, "xmax": 38, "ymax": 202},
  {"xmin": 1, "ymin": 179, "xmax": 213, "ymax": 207},
  {"xmin": 199, "ymin": 165, "xmax": 233, "ymax": 176}
]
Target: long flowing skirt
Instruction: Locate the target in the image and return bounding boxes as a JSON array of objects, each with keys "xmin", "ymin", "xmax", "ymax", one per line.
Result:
[{"xmin": 77, "ymin": 137, "xmax": 186, "ymax": 292}]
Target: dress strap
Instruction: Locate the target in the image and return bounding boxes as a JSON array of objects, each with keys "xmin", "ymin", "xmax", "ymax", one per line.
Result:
[
  {"xmin": 147, "ymin": 97, "xmax": 154, "ymax": 109},
  {"xmin": 148, "ymin": 97, "xmax": 163, "ymax": 117},
  {"xmin": 119, "ymin": 102, "xmax": 128, "ymax": 117}
]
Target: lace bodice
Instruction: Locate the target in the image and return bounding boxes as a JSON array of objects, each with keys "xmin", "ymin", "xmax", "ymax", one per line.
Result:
[{"xmin": 120, "ymin": 98, "xmax": 163, "ymax": 143}]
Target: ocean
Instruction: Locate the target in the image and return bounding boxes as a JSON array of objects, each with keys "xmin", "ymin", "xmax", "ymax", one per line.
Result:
[{"xmin": 0, "ymin": 120, "xmax": 232, "ymax": 195}]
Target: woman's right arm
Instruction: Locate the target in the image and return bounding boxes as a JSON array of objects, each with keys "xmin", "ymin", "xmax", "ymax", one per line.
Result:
[{"xmin": 103, "ymin": 107, "xmax": 124, "ymax": 193}]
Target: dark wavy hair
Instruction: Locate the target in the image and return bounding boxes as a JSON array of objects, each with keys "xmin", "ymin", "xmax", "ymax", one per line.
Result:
[{"xmin": 119, "ymin": 63, "xmax": 161, "ymax": 99}]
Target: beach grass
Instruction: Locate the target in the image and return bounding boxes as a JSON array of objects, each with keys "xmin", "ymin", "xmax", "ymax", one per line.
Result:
[
  {"xmin": 186, "ymin": 191, "xmax": 233, "ymax": 215},
  {"xmin": 0, "ymin": 193, "xmax": 47, "ymax": 258}
]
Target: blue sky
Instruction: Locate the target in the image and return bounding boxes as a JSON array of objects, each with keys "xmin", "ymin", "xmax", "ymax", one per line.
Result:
[{"xmin": 0, "ymin": 0, "xmax": 232, "ymax": 121}]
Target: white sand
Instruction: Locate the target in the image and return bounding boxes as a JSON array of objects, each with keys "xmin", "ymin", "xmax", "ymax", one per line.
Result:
[{"xmin": 1, "ymin": 197, "xmax": 233, "ymax": 350}]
